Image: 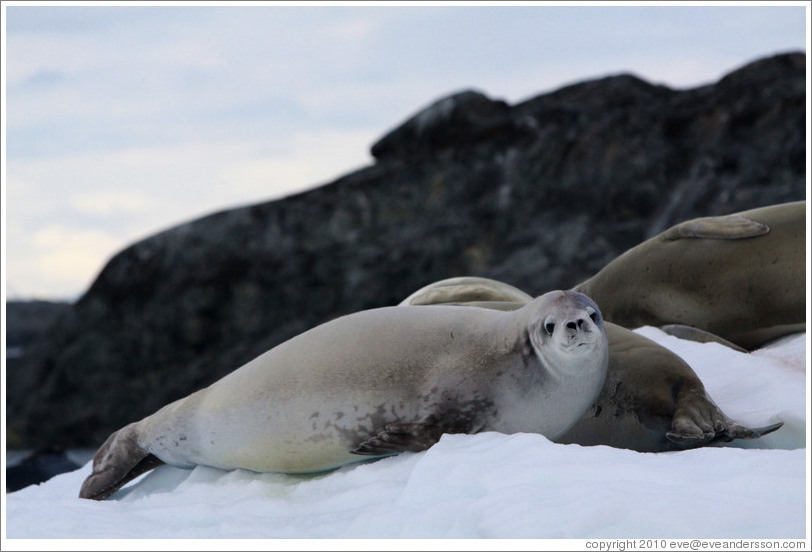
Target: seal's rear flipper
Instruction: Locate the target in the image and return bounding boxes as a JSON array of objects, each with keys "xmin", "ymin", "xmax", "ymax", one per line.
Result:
[{"xmin": 79, "ymin": 424, "xmax": 164, "ymax": 500}]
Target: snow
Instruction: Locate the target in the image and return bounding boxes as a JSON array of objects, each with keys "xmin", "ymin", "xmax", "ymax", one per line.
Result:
[{"xmin": 3, "ymin": 328, "xmax": 809, "ymax": 543}]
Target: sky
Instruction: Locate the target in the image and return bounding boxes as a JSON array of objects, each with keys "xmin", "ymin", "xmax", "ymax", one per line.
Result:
[{"xmin": 1, "ymin": 2, "xmax": 809, "ymax": 300}]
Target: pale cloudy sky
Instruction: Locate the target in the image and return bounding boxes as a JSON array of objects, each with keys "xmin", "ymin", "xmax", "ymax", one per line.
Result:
[{"xmin": 2, "ymin": 2, "xmax": 808, "ymax": 300}]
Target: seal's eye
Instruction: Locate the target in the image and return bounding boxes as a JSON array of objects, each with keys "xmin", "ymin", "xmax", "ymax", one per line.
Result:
[
  {"xmin": 586, "ymin": 306, "xmax": 599, "ymax": 324},
  {"xmin": 544, "ymin": 322, "xmax": 555, "ymax": 336}
]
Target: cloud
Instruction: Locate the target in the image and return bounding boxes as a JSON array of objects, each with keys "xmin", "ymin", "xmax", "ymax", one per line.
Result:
[
  {"xmin": 5, "ymin": 128, "xmax": 377, "ymax": 299},
  {"xmin": 69, "ymin": 189, "xmax": 154, "ymax": 218},
  {"xmin": 7, "ymin": 224, "xmax": 123, "ymax": 300}
]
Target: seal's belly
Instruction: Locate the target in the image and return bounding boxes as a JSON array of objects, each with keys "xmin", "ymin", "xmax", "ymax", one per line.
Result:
[{"xmin": 140, "ymin": 385, "xmax": 420, "ymax": 473}]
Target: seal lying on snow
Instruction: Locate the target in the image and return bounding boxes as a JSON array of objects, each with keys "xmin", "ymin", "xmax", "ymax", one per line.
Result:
[
  {"xmin": 80, "ymin": 290, "xmax": 609, "ymax": 500},
  {"xmin": 399, "ymin": 277, "xmax": 783, "ymax": 452},
  {"xmin": 574, "ymin": 201, "xmax": 806, "ymax": 350}
]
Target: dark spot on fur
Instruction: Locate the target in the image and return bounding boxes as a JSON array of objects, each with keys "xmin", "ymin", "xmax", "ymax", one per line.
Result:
[
  {"xmin": 594, "ymin": 405, "xmax": 602, "ymax": 418},
  {"xmin": 352, "ymin": 396, "xmax": 497, "ymax": 456},
  {"xmin": 670, "ymin": 379, "xmax": 684, "ymax": 403}
]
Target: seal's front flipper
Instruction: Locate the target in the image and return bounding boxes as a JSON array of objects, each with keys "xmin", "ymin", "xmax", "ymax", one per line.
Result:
[
  {"xmin": 662, "ymin": 214, "xmax": 770, "ymax": 241},
  {"xmin": 79, "ymin": 423, "xmax": 164, "ymax": 500},
  {"xmin": 665, "ymin": 389, "xmax": 784, "ymax": 448},
  {"xmin": 660, "ymin": 324, "xmax": 748, "ymax": 353},
  {"xmin": 709, "ymin": 421, "xmax": 784, "ymax": 443},
  {"xmin": 667, "ymin": 421, "xmax": 783, "ymax": 447},
  {"xmin": 351, "ymin": 421, "xmax": 449, "ymax": 456}
]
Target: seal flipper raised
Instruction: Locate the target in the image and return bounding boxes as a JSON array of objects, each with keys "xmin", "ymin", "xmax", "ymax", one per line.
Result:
[
  {"xmin": 661, "ymin": 214, "xmax": 770, "ymax": 241},
  {"xmin": 79, "ymin": 423, "xmax": 164, "ymax": 500}
]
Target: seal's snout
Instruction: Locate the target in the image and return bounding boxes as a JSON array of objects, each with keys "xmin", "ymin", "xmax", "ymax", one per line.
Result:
[
  {"xmin": 565, "ymin": 318, "xmax": 586, "ymax": 341},
  {"xmin": 567, "ymin": 309, "xmax": 598, "ymax": 332},
  {"xmin": 565, "ymin": 304, "xmax": 599, "ymax": 335},
  {"xmin": 563, "ymin": 316, "xmax": 592, "ymax": 345},
  {"xmin": 566, "ymin": 318, "xmax": 587, "ymax": 331}
]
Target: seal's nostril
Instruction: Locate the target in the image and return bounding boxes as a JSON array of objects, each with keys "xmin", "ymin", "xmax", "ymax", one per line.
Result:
[{"xmin": 566, "ymin": 321, "xmax": 578, "ymax": 330}]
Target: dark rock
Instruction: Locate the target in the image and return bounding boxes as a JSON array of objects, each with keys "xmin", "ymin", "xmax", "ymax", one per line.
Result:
[
  {"xmin": 6, "ymin": 52, "xmax": 806, "ymax": 449},
  {"xmin": 371, "ymin": 90, "xmax": 517, "ymax": 159},
  {"xmin": 5, "ymin": 300, "xmax": 71, "ymax": 354},
  {"xmin": 5, "ymin": 446, "xmax": 81, "ymax": 492}
]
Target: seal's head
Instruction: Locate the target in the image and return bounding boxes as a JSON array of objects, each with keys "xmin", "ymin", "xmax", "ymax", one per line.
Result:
[{"xmin": 528, "ymin": 290, "xmax": 609, "ymax": 378}]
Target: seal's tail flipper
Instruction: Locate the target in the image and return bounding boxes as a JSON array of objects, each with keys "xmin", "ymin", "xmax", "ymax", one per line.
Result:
[{"xmin": 79, "ymin": 424, "xmax": 164, "ymax": 500}]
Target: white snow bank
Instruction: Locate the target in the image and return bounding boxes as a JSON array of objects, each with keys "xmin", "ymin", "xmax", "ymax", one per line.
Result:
[{"xmin": 4, "ymin": 330, "xmax": 808, "ymax": 540}]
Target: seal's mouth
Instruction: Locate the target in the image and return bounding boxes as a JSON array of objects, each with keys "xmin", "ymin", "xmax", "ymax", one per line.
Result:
[
  {"xmin": 562, "ymin": 324, "xmax": 600, "ymax": 349},
  {"xmin": 563, "ymin": 338, "xmax": 596, "ymax": 353}
]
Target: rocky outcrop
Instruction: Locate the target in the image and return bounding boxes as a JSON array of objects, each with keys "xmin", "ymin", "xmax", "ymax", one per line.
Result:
[
  {"xmin": 7, "ymin": 52, "xmax": 806, "ymax": 449},
  {"xmin": 5, "ymin": 300, "xmax": 70, "ymax": 354}
]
